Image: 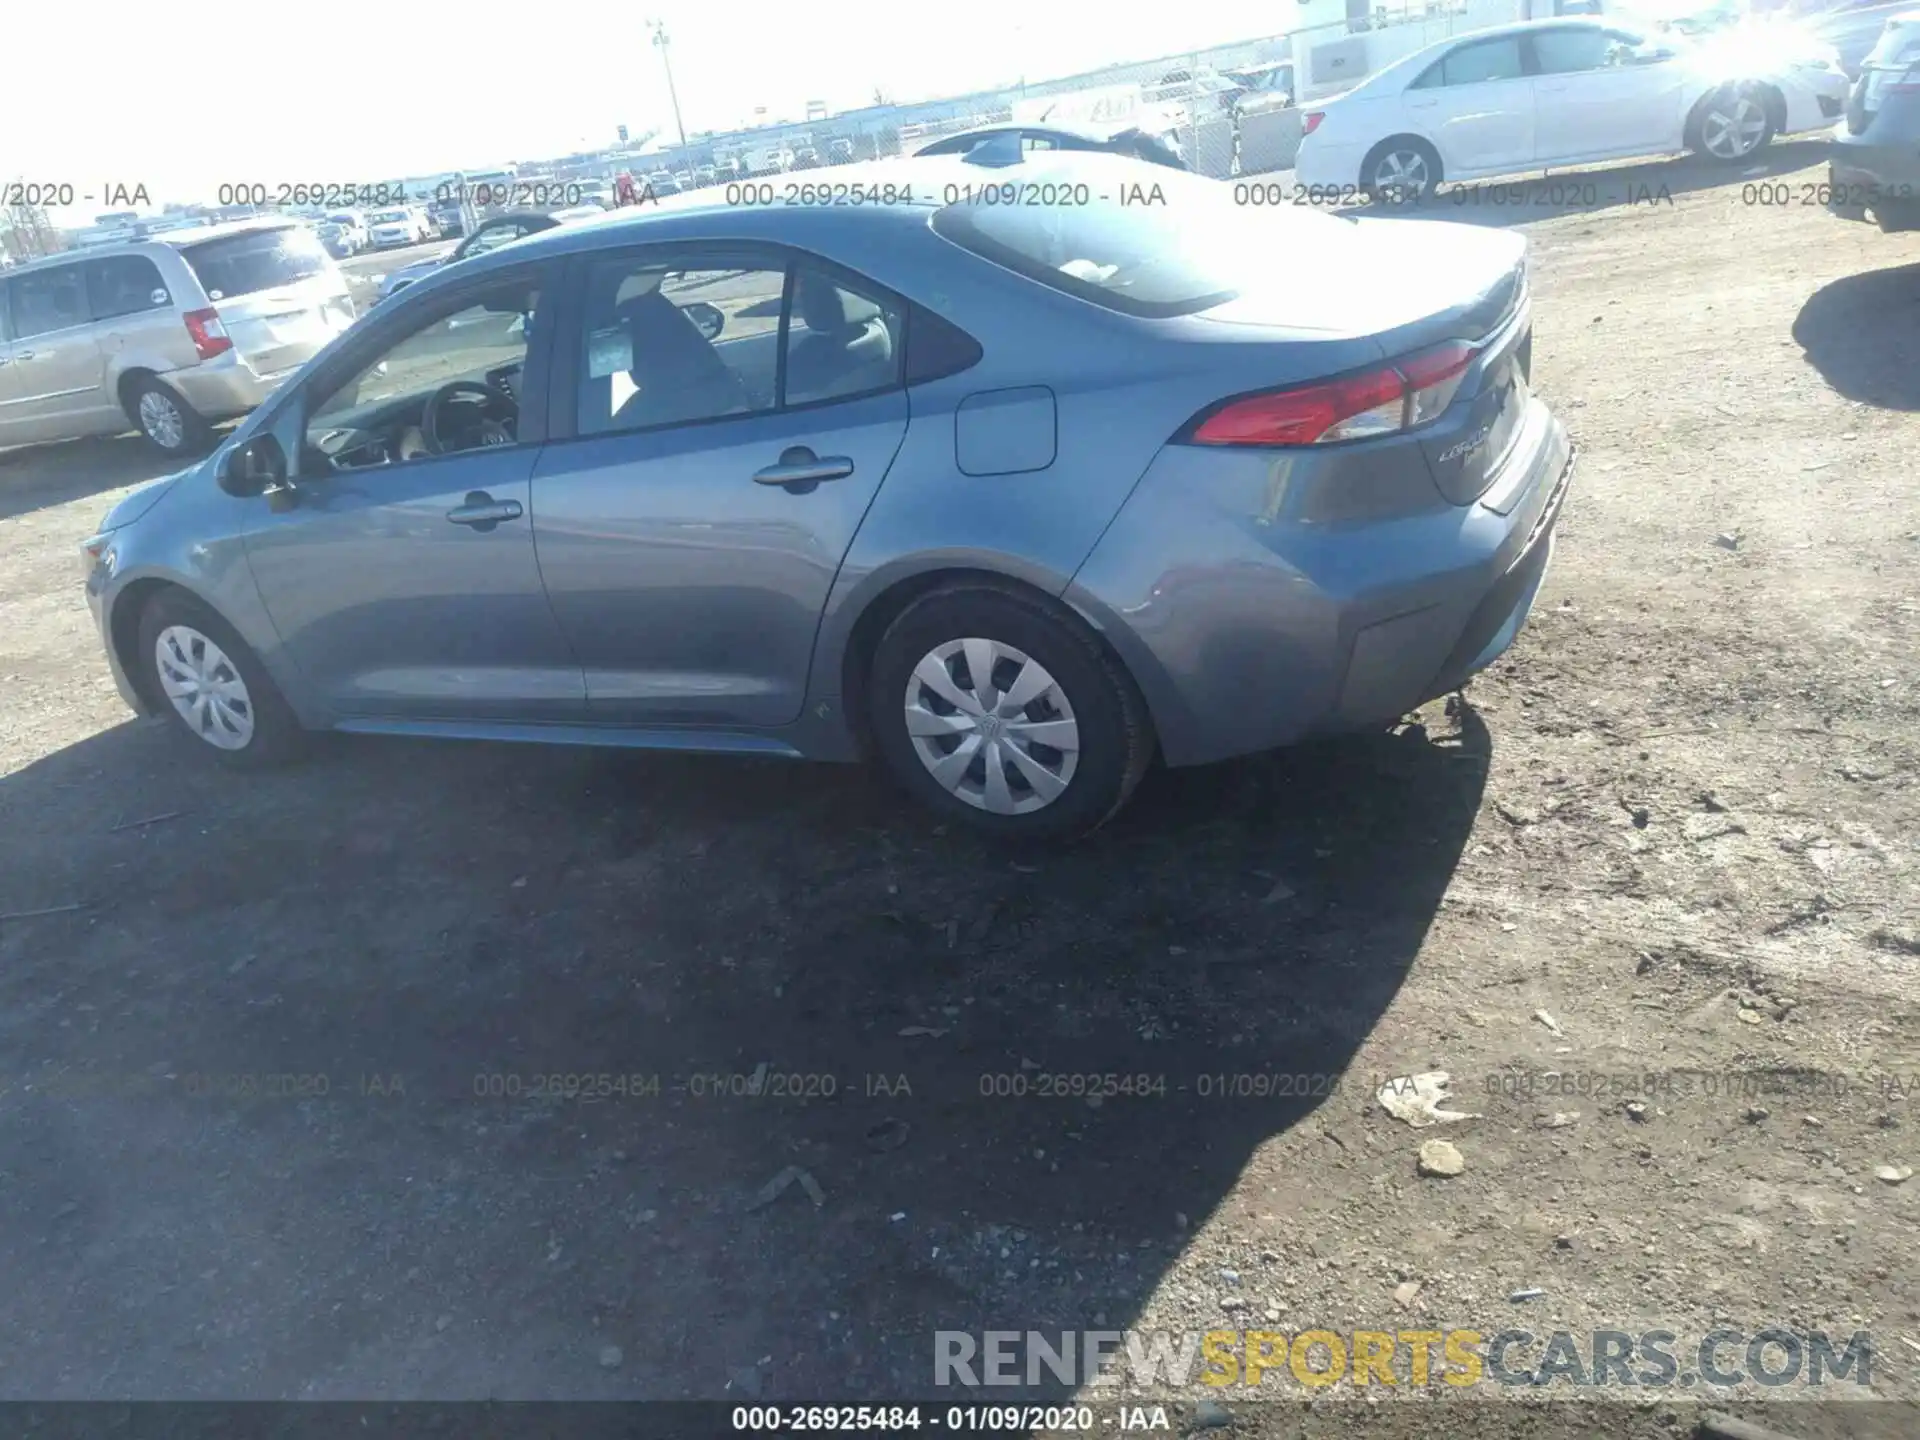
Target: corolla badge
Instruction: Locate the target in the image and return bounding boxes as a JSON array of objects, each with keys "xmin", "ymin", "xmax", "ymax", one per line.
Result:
[{"xmin": 1438, "ymin": 423, "xmax": 1494, "ymax": 466}]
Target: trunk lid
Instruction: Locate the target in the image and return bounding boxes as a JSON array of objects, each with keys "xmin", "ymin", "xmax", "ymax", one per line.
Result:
[{"xmin": 1193, "ymin": 214, "xmax": 1533, "ymax": 506}]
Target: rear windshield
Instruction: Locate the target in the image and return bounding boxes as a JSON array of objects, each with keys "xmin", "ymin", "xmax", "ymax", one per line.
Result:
[
  {"xmin": 177, "ymin": 227, "xmax": 329, "ymax": 301},
  {"xmin": 929, "ymin": 170, "xmax": 1239, "ymax": 318},
  {"xmin": 370, "ymin": 209, "xmax": 411, "ymax": 224}
]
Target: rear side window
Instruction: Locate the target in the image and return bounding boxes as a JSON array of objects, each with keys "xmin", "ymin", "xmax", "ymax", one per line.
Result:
[
  {"xmin": 11, "ymin": 265, "xmax": 89, "ymax": 338},
  {"xmin": 930, "ymin": 179, "xmax": 1237, "ymax": 318},
  {"xmin": 177, "ymin": 227, "xmax": 329, "ymax": 301},
  {"xmin": 1415, "ymin": 36, "xmax": 1529, "ymax": 87},
  {"xmin": 784, "ymin": 263, "xmax": 904, "ymax": 406},
  {"xmin": 85, "ymin": 255, "xmax": 171, "ymax": 321}
]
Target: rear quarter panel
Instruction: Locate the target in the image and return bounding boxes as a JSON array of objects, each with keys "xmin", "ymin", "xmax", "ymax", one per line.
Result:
[{"xmin": 793, "ymin": 208, "xmax": 1396, "ymax": 733}]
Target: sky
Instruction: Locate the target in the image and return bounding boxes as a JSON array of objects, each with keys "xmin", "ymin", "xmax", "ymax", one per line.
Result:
[{"xmin": 7, "ymin": 0, "xmax": 1308, "ymax": 221}]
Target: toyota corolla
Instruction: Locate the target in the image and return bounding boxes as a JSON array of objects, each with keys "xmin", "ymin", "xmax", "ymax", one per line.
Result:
[{"xmin": 80, "ymin": 153, "xmax": 1573, "ymax": 840}]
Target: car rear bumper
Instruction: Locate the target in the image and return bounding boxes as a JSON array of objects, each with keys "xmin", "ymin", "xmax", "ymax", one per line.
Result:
[
  {"xmin": 1067, "ymin": 399, "xmax": 1574, "ymax": 767},
  {"xmin": 167, "ymin": 351, "xmax": 298, "ymax": 420},
  {"xmin": 1827, "ymin": 142, "xmax": 1920, "ymax": 225},
  {"xmin": 1291, "ymin": 140, "xmax": 1367, "ymax": 192}
]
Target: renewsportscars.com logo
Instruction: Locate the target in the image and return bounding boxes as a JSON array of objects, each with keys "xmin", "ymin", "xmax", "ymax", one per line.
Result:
[{"xmin": 934, "ymin": 1328, "xmax": 1874, "ymax": 1391}]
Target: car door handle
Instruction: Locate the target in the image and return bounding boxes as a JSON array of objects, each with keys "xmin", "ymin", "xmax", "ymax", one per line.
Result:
[
  {"xmin": 753, "ymin": 446, "xmax": 854, "ymax": 487},
  {"xmin": 445, "ymin": 492, "xmax": 524, "ymax": 527}
]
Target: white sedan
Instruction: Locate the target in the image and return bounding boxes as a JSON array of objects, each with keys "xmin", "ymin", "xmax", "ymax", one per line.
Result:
[{"xmin": 1294, "ymin": 17, "xmax": 1849, "ymax": 200}]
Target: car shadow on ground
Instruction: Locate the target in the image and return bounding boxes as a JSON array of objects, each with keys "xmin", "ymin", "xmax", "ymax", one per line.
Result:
[
  {"xmin": 1792, "ymin": 259, "xmax": 1920, "ymax": 409},
  {"xmin": 1337, "ymin": 140, "xmax": 1828, "ymax": 228},
  {"xmin": 0, "ymin": 705, "xmax": 1489, "ymax": 1398},
  {"xmin": 0, "ymin": 434, "xmax": 216, "ymax": 524}
]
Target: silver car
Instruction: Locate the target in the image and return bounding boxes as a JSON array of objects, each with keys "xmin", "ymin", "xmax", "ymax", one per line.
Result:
[
  {"xmin": 80, "ymin": 153, "xmax": 1573, "ymax": 840},
  {"xmin": 2, "ymin": 221, "xmax": 356, "ymax": 456}
]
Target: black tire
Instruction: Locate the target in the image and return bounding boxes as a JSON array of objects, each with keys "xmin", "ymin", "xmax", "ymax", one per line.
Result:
[
  {"xmin": 136, "ymin": 589, "xmax": 308, "ymax": 769},
  {"xmin": 866, "ymin": 583, "xmax": 1154, "ymax": 841},
  {"xmin": 1361, "ymin": 136, "xmax": 1443, "ymax": 206},
  {"xmin": 1689, "ymin": 84, "xmax": 1776, "ymax": 163},
  {"xmin": 124, "ymin": 375, "xmax": 211, "ymax": 458}
]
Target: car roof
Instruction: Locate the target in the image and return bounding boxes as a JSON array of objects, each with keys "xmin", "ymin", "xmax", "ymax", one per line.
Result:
[
  {"xmin": 408, "ymin": 150, "xmax": 1174, "ymax": 289},
  {"xmin": 7, "ymin": 217, "xmax": 306, "ymax": 274},
  {"xmin": 1351, "ymin": 16, "xmax": 1639, "ymax": 88},
  {"xmin": 930, "ymin": 119, "xmax": 1139, "ymax": 147}
]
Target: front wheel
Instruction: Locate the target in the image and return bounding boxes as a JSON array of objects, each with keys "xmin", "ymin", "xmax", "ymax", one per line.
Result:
[
  {"xmin": 866, "ymin": 585, "xmax": 1154, "ymax": 841},
  {"xmin": 1693, "ymin": 85, "xmax": 1775, "ymax": 161},
  {"xmin": 137, "ymin": 590, "xmax": 307, "ymax": 769}
]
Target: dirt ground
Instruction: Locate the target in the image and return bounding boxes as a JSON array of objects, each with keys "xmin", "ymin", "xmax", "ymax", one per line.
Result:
[{"xmin": 1, "ymin": 143, "xmax": 1917, "ymax": 1435}]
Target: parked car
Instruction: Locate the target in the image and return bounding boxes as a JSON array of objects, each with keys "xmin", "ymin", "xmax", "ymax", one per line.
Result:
[
  {"xmin": 826, "ymin": 139, "xmax": 856, "ymax": 164},
  {"xmin": 1828, "ymin": 9, "xmax": 1920, "ymax": 228},
  {"xmin": 647, "ymin": 171, "xmax": 683, "ymax": 196},
  {"xmin": 325, "ymin": 212, "xmax": 369, "ymax": 254},
  {"xmin": 1805, "ymin": 0, "xmax": 1919, "ymax": 75},
  {"xmin": 376, "ymin": 206, "xmax": 603, "ymax": 303},
  {"xmin": 366, "ymin": 206, "xmax": 431, "ymax": 249},
  {"xmin": 790, "ymin": 148, "xmax": 823, "ymax": 170},
  {"xmin": 0, "ymin": 220, "xmax": 355, "ymax": 456},
  {"xmin": 1295, "ymin": 17, "xmax": 1847, "ymax": 200},
  {"xmin": 78, "ymin": 150, "xmax": 1571, "ymax": 840},
  {"xmin": 427, "ymin": 198, "xmax": 467, "ymax": 237},
  {"xmin": 317, "ymin": 221, "xmax": 356, "ymax": 259},
  {"xmin": 915, "ymin": 120, "xmax": 1190, "ymax": 169}
]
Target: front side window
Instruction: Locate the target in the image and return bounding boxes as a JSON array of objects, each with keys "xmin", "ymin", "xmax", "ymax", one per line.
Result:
[
  {"xmin": 1531, "ymin": 26, "xmax": 1623, "ymax": 73},
  {"xmin": 303, "ymin": 277, "xmax": 540, "ymax": 469},
  {"xmin": 85, "ymin": 255, "xmax": 171, "ymax": 321},
  {"xmin": 11, "ymin": 265, "xmax": 89, "ymax": 338},
  {"xmin": 460, "ymin": 221, "xmax": 540, "ymax": 261}
]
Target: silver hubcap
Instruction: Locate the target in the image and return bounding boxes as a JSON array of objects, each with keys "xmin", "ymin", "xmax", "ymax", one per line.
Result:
[
  {"xmin": 1703, "ymin": 96, "xmax": 1766, "ymax": 158},
  {"xmin": 903, "ymin": 638, "xmax": 1080, "ymax": 815},
  {"xmin": 138, "ymin": 390, "xmax": 184, "ymax": 449},
  {"xmin": 155, "ymin": 625, "xmax": 254, "ymax": 750},
  {"xmin": 1374, "ymin": 150, "xmax": 1430, "ymax": 201}
]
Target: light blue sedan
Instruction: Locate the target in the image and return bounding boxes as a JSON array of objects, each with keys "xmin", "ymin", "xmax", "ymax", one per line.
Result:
[{"xmin": 80, "ymin": 151, "xmax": 1572, "ymax": 840}]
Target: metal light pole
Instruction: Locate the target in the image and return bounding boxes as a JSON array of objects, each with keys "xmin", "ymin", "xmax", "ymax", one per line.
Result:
[{"xmin": 650, "ymin": 20, "xmax": 688, "ymax": 152}]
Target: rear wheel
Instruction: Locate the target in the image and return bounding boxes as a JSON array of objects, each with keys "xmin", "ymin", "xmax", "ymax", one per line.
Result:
[
  {"xmin": 125, "ymin": 376, "xmax": 210, "ymax": 457},
  {"xmin": 867, "ymin": 584, "xmax": 1153, "ymax": 842},
  {"xmin": 1362, "ymin": 136, "xmax": 1442, "ymax": 204},
  {"xmin": 1692, "ymin": 85, "xmax": 1775, "ymax": 161},
  {"xmin": 137, "ymin": 590, "xmax": 307, "ymax": 769}
]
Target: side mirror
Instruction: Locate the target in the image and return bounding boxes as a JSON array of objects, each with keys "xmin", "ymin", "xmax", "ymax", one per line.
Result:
[
  {"xmin": 219, "ymin": 433, "xmax": 289, "ymax": 498},
  {"xmin": 684, "ymin": 301, "xmax": 725, "ymax": 341}
]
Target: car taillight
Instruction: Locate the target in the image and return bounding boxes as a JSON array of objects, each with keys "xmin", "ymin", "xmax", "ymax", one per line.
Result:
[
  {"xmin": 1189, "ymin": 341, "xmax": 1476, "ymax": 447},
  {"xmin": 1302, "ymin": 111, "xmax": 1327, "ymax": 135},
  {"xmin": 182, "ymin": 307, "xmax": 231, "ymax": 361}
]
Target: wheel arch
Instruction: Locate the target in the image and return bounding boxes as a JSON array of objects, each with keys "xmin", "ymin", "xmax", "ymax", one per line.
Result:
[
  {"xmin": 1684, "ymin": 80, "xmax": 1785, "ymax": 150},
  {"xmin": 109, "ymin": 575, "xmax": 198, "ymax": 713},
  {"xmin": 1362, "ymin": 132, "xmax": 1445, "ymax": 190},
  {"xmin": 832, "ymin": 563, "xmax": 1167, "ymax": 764}
]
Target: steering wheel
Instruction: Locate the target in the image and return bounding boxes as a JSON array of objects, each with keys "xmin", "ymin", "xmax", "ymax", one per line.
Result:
[{"xmin": 421, "ymin": 380, "xmax": 517, "ymax": 456}]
